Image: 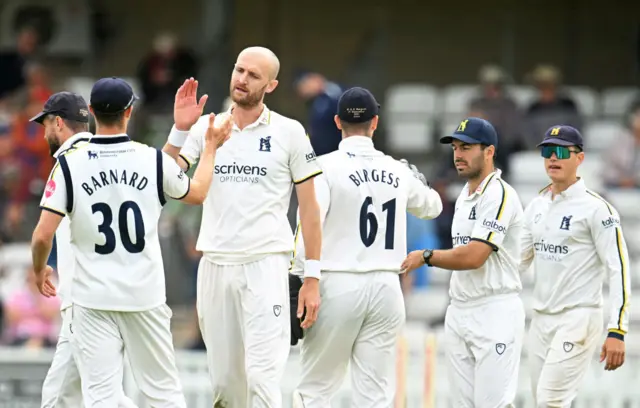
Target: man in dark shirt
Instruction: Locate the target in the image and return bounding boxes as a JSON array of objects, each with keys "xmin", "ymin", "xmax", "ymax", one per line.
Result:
[
  {"xmin": 294, "ymin": 71, "xmax": 344, "ymax": 156},
  {"xmin": 0, "ymin": 26, "xmax": 39, "ymax": 100},
  {"xmin": 524, "ymin": 65, "xmax": 583, "ymax": 149}
]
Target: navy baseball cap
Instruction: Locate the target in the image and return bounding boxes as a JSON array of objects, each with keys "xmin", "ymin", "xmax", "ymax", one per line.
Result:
[
  {"xmin": 537, "ymin": 125, "xmax": 584, "ymax": 148},
  {"xmin": 29, "ymin": 92, "xmax": 89, "ymax": 124},
  {"xmin": 90, "ymin": 77, "xmax": 138, "ymax": 114},
  {"xmin": 440, "ymin": 117, "xmax": 498, "ymax": 148},
  {"xmin": 337, "ymin": 87, "xmax": 380, "ymax": 123}
]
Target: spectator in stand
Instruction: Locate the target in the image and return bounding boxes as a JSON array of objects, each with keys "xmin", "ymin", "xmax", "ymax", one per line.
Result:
[
  {"xmin": 523, "ymin": 64, "xmax": 583, "ymax": 149},
  {"xmin": 604, "ymin": 103, "xmax": 640, "ymax": 188},
  {"xmin": 4, "ymin": 268, "xmax": 60, "ymax": 348},
  {"xmin": 137, "ymin": 32, "xmax": 198, "ymax": 113},
  {"xmin": 0, "ymin": 26, "xmax": 39, "ymax": 101},
  {"xmin": 468, "ymin": 64, "xmax": 525, "ymax": 178},
  {"xmin": 294, "ymin": 71, "xmax": 344, "ymax": 156},
  {"xmin": 3, "ymin": 63, "xmax": 53, "ymax": 239}
]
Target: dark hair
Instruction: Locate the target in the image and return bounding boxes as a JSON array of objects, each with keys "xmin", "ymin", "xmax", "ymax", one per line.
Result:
[
  {"xmin": 62, "ymin": 119, "xmax": 89, "ymax": 133},
  {"xmin": 480, "ymin": 143, "xmax": 496, "ymax": 161},
  {"xmin": 92, "ymin": 111, "xmax": 125, "ymax": 127},
  {"xmin": 341, "ymin": 119, "xmax": 373, "ymax": 136}
]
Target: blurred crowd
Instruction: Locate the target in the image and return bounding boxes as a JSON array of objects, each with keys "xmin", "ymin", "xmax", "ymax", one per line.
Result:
[{"xmin": 0, "ymin": 23, "xmax": 639, "ymax": 350}]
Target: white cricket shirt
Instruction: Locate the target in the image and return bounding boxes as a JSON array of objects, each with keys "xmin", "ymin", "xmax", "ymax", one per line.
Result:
[
  {"xmin": 47, "ymin": 132, "xmax": 92, "ymax": 311},
  {"xmin": 520, "ymin": 179, "xmax": 632, "ymax": 336},
  {"xmin": 40, "ymin": 135, "xmax": 190, "ymax": 311},
  {"xmin": 291, "ymin": 136, "xmax": 443, "ymax": 275},
  {"xmin": 179, "ymin": 106, "xmax": 322, "ymax": 265},
  {"xmin": 449, "ymin": 170, "xmax": 524, "ymax": 303}
]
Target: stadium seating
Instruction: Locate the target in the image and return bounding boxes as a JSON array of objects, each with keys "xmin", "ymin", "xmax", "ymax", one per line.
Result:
[
  {"xmin": 565, "ymin": 86, "xmax": 600, "ymax": 118},
  {"xmin": 506, "ymin": 85, "xmax": 537, "ymax": 107},
  {"xmin": 601, "ymin": 87, "xmax": 639, "ymax": 119},
  {"xmin": 582, "ymin": 120, "xmax": 624, "ymax": 152},
  {"xmin": 383, "ymin": 82, "xmax": 637, "ymax": 158},
  {"xmin": 507, "ymin": 151, "xmax": 549, "ymax": 185},
  {"xmin": 64, "ymin": 76, "xmax": 95, "ymax": 104},
  {"xmin": 385, "ymin": 84, "xmax": 440, "ymax": 153}
]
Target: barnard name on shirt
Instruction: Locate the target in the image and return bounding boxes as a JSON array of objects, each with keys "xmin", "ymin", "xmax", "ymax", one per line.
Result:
[
  {"xmin": 81, "ymin": 169, "xmax": 149, "ymax": 196},
  {"xmin": 349, "ymin": 168, "xmax": 400, "ymax": 188}
]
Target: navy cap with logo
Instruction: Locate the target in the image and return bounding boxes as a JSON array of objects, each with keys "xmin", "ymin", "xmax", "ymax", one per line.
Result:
[
  {"xmin": 537, "ymin": 125, "xmax": 584, "ymax": 148},
  {"xmin": 337, "ymin": 87, "xmax": 380, "ymax": 123},
  {"xmin": 440, "ymin": 117, "xmax": 498, "ymax": 148},
  {"xmin": 29, "ymin": 92, "xmax": 90, "ymax": 124},
  {"xmin": 90, "ymin": 77, "xmax": 139, "ymax": 114}
]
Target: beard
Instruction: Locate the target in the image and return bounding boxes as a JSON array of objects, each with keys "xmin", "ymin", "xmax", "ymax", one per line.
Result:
[
  {"xmin": 230, "ymin": 83, "xmax": 267, "ymax": 108},
  {"xmin": 455, "ymin": 158, "xmax": 484, "ymax": 180},
  {"xmin": 45, "ymin": 133, "xmax": 61, "ymax": 157}
]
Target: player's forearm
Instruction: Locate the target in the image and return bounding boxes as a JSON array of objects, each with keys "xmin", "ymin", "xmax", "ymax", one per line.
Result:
[
  {"xmin": 429, "ymin": 244, "xmax": 485, "ymax": 270},
  {"xmin": 162, "ymin": 143, "xmax": 189, "ymax": 171},
  {"xmin": 162, "ymin": 143, "xmax": 181, "ymax": 161},
  {"xmin": 31, "ymin": 231, "xmax": 53, "ymax": 273},
  {"xmin": 185, "ymin": 147, "xmax": 216, "ymax": 204},
  {"xmin": 299, "ymin": 203, "xmax": 321, "ymax": 261}
]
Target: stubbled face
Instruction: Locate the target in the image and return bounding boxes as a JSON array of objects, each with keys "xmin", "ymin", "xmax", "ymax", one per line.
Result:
[
  {"xmin": 43, "ymin": 116, "xmax": 63, "ymax": 156},
  {"xmin": 229, "ymin": 52, "xmax": 276, "ymax": 108},
  {"xmin": 452, "ymin": 140, "xmax": 487, "ymax": 180}
]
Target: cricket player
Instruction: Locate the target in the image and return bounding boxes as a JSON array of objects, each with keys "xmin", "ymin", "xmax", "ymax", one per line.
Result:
[
  {"xmin": 31, "ymin": 77, "xmax": 232, "ymax": 408},
  {"xmin": 162, "ymin": 47, "xmax": 323, "ymax": 407},
  {"xmin": 29, "ymin": 91, "xmax": 136, "ymax": 408},
  {"xmin": 520, "ymin": 125, "xmax": 631, "ymax": 407},
  {"xmin": 289, "ymin": 87, "xmax": 443, "ymax": 407},
  {"xmin": 402, "ymin": 117, "xmax": 525, "ymax": 408}
]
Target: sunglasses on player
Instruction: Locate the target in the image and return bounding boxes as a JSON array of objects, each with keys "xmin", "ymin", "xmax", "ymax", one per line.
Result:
[{"xmin": 540, "ymin": 145, "xmax": 581, "ymax": 160}]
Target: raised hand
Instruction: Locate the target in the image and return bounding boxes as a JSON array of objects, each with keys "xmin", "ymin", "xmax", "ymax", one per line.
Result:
[
  {"xmin": 174, "ymin": 78, "xmax": 209, "ymax": 131},
  {"xmin": 204, "ymin": 113, "xmax": 233, "ymax": 150}
]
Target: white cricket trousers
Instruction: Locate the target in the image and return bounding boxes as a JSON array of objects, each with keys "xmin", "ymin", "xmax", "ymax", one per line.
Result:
[
  {"xmin": 293, "ymin": 271, "xmax": 406, "ymax": 408},
  {"xmin": 41, "ymin": 308, "xmax": 136, "ymax": 408},
  {"xmin": 196, "ymin": 254, "xmax": 291, "ymax": 408},
  {"xmin": 528, "ymin": 307, "xmax": 603, "ymax": 408},
  {"xmin": 70, "ymin": 304, "xmax": 186, "ymax": 408},
  {"xmin": 445, "ymin": 294, "xmax": 525, "ymax": 408}
]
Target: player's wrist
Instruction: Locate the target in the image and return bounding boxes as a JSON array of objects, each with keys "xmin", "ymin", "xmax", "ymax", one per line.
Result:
[
  {"xmin": 422, "ymin": 249, "xmax": 434, "ymax": 266},
  {"xmin": 168, "ymin": 125, "xmax": 189, "ymax": 147},
  {"xmin": 303, "ymin": 259, "xmax": 321, "ymax": 280},
  {"xmin": 607, "ymin": 330, "xmax": 625, "ymax": 341}
]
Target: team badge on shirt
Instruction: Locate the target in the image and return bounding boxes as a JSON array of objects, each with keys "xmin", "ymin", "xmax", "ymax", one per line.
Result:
[
  {"xmin": 259, "ymin": 136, "xmax": 272, "ymax": 152},
  {"xmin": 468, "ymin": 205, "xmax": 477, "ymax": 220},
  {"xmin": 560, "ymin": 215, "xmax": 573, "ymax": 230}
]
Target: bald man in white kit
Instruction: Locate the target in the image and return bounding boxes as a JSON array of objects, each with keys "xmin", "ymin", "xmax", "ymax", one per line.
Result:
[{"xmin": 163, "ymin": 47, "xmax": 323, "ymax": 407}]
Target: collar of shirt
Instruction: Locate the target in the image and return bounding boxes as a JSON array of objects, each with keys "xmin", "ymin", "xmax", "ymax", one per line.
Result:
[
  {"xmin": 462, "ymin": 169, "xmax": 502, "ymax": 200},
  {"xmin": 540, "ymin": 178, "xmax": 586, "ymax": 200},
  {"xmin": 91, "ymin": 133, "xmax": 129, "ymax": 140},
  {"xmin": 226, "ymin": 104, "xmax": 271, "ymax": 131},
  {"xmin": 53, "ymin": 131, "xmax": 93, "ymax": 158},
  {"xmin": 338, "ymin": 136, "xmax": 383, "ymax": 156}
]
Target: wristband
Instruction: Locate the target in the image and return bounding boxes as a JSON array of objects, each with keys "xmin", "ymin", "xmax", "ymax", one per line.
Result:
[
  {"xmin": 167, "ymin": 125, "xmax": 189, "ymax": 148},
  {"xmin": 303, "ymin": 259, "xmax": 321, "ymax": 280}
]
